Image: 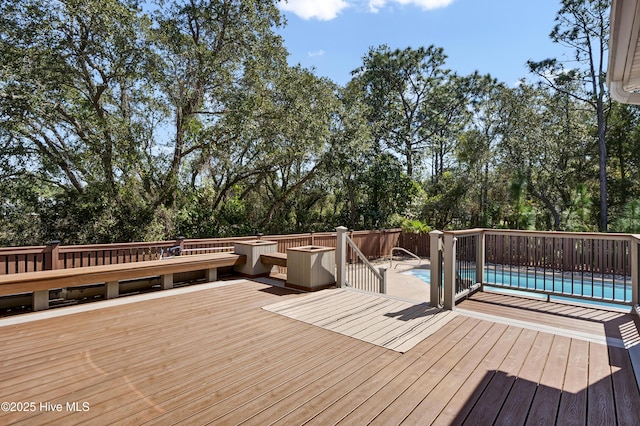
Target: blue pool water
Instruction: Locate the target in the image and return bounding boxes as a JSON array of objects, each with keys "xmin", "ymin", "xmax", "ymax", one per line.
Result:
[{"xmin": 404, "ymin": 268, "xmax": 632, "ymax": 309}]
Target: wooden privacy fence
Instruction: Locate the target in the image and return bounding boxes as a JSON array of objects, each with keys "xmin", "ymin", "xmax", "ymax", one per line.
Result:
[
  {"xmin": 397, "ymin": 232, "xmax": 431, "ymax": 257},
  {"xmin": 0, "ymin": 229, "xmax": 404, "ymax": 276}
]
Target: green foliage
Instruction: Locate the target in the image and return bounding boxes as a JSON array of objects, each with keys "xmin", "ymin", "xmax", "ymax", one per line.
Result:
[
  {"xmin": 0, "ymin": 0, "xmax": 637, "ymax": 244},
  {"xmin": 564, "ymin": 184, "xmax": 596, "ymax": 232},
  {"xmin": 503, "ymin": 175, "xmax": 536, "ymax": 230},
  {"xmin": 401, "ymin": 219, "xmax": 432, "ymax": 234},
  {"xmin": 611, "ymin": 200, "xmax": 640, "ymax": 233},
  {"xmin": 607, "ymin": 102, "xmax": 640, "ymax": 213},
  {"xmin": 353, "ymin": 45, "xmax": 457, "ymax": 178},
  {"xmin": 420, "ymin": 171, "xmax": 469, "ymax": 229},
  {"xmin": 0, "ymin": 178, "xmax": 48, "ymax": 246},
  {"xmin": 358, "ymin": 154, "xmax": 420, "ymax": 229},
  {"xmin": 527, "ymin": 0, "xmax": 610, "ymax": 231}
]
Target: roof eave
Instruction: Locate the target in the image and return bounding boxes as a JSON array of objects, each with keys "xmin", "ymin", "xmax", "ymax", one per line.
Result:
[{"xmin": 608, "ymin": 0, "xmax": 640, "ymax": 104}]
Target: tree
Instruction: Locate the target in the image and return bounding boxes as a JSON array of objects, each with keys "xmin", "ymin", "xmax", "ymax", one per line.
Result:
[
  {"xmin": 457, "ymin": 77, "xmax": 505, "ymax": 226},
  {"xmin": 359, "ymin": 154, "xmax": 419, "ymax": 228},
  {"xmin": 252, "ymin": 68, "xmax": 340, "ymax": 231},
  {"xmin": 606, "ymin": 102, "xmax": 640, "ymax": 215},
  {"xmin": 612, "ymin": 199, "xmax": 640, "ymax": 233},
  {"xmin": 565, "ymin": 183, "xmax": 596, "ymax": 231},
  {"xmin": 150, "ymin": 0, "xmax": 288, "ymax": 207},
  {"xmin": 323, "ymin": 80, "xmax": 375, "ymax": 230},
  {"xmin": 0, "ymin": 0, "xmax": 152, "ymax": 195},
  {"xmin": 420, "ymin": 170, "xmax": 468, "ymax": 229},
  {"xmin": 353, "ymin": 45, "xmax": 451, "ymax": 178},
  {"xmin": 0, "ymin": 0, "xmax": 300, "ymax": 243},
  {"xmin": 528, "ymin": 0, "xmax": 610, "ymax": 230},
  {"xmin": 425, "ymin": 72, "xmax": 489, "ymax": 182},
  {"xmin": 0, "ymin": 0, "xmax": 170, "ymax": 243},
  {"xmin": 496, "ymin": 83, "xmax": 592, "ymax": 230}
]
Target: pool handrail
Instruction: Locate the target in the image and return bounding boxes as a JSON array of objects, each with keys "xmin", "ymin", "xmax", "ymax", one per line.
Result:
[{"xmin": 389, "ymin": 247, "xmax": 421, "ymax": 269}]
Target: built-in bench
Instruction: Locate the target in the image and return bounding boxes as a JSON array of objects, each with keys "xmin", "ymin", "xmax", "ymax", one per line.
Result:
[
  {"xmin": 0, "ymin": 252, "xmax": 246, "ymax": 311},
  {"xmin": 235, "ymin": 241, "xmax": 336, "ymax": 291},
  {"xmin": 259, "ymin": 252, "xmax": 287, "ymax": 267}
]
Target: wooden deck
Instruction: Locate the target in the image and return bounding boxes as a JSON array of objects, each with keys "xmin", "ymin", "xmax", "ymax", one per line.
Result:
[
  {"xmin": 0, "ymin": 280, "xmax": 639, "ymax": 425},
  {"xmin": 457, "ymin": 291, "xmax": 640, "ymax": 347},
  {"xmin": 263, "ymin": 289, "xmax": 457, "ymax": 352}
]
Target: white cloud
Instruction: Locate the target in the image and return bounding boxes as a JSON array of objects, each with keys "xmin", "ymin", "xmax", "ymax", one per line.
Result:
[
  {"xmin": 369, "ymin": 0, "xmax": 455, "ymax": 13},
  {"xmin": 278, "ymin": 0, "xmax": 454, "ymax": 19},
  {"xmin": 308, "ymin": 50, "xmax": 326, "ymax": 57},
  {"xmin": 278, "ymin": 0, "xmax": 350, "ymax": 21}
]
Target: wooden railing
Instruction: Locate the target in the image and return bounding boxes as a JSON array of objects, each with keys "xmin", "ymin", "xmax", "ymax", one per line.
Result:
[
  {"xmin": 429, "ymin": 228, "xmax": 640, "ymax": 312},
  {"xmin": 0, "ymin": 229, "xmax": 403, "ymax": 276}
]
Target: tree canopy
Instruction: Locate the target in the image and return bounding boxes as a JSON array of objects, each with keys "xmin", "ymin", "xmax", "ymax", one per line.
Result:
[{"xmin": 1, "ymin": 0, "xmax": 638, "ymax": 246}]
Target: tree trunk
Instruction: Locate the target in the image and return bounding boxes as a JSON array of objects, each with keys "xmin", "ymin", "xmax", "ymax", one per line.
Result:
[{"xmin": 597, "ymin": 103, "xmax": 607, "ymax": 231}]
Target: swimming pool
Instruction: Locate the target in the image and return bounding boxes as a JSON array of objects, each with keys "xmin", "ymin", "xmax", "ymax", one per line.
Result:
[{"xmin": 404, "ymin": 267, "xmax": 632, "ymax": 309}]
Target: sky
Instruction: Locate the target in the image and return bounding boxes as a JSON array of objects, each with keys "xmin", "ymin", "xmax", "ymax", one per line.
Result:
[{"xmin": 275, "ymin": 0, "xmax": 569, "ymax": 87}]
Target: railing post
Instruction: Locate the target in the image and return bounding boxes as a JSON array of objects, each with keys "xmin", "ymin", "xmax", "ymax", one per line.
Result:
[
  {"xmin": 443, "ymin": 233, "xmax": 457, "ymax": 310},
  {"xmin": 429, "ymin": 230, "xmax": 443, "ymax": 308},
  {"xmin": 379, "ymin": 267, "xmax": 387, "ymax": 294},
  {"xmin": 631, "ymin": 236, "xmax": 639, "ymax": 310},
  {"xmin": 476, "ymin": 231, "xmax": 485, "ymax": 291},
  {"xmin": 336, "ymin": 226, "xmax": 347, "ymax": 288},
  {"xmin": 45, "ymin": 240, "xmax": 61, "ymax": 270}
]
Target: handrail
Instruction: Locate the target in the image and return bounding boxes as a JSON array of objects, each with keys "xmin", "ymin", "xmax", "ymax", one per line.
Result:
[
  {"xmin": 446, "ymin": 227, "xmax": 634, "ymax": 242},
  {"xmin": 344, "ymin": 234, "xmax": 387, "ymax": 293},
  {"xmin": 346, "ymin": 237, "xmax": 382, "ymax": 281},
  {"xmin": 389, "ymin": 247, "xmax": 421, "ymax": 269}
]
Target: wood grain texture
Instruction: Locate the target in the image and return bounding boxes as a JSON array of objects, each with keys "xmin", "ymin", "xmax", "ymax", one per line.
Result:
[
  {"xmin": 263, "ymin": 288, "xmax": 457, "ymax": 352},
  {"xmin": 0, "ymin": 253, "xmax": 246, "ymax": 295},
  {"xmin": 0, "ymin": 283, "xmax": 637, "ymax": 425}
]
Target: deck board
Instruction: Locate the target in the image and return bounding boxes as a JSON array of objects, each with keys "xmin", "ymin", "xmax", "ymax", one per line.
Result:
[
  {"xmin": 369, "ymin": 320, "xmax": 495, "ymax": 425},
  {"xmin": 328, "ymin": 316, "xmax": 484, "ymax": 425},
  {"xmin": 457, "ymin": 290, "xmax": 640, "ymax": 347},
  {"xmin": 587, "ymin": 342, "xmax": 616, "ymax": 424},
  {"xmin": 263, "ymin": 288, "xmax": 456, "ymax": 352},
  {"xmin": 205, "ymin": 344, "xmax": 389, "ymax": 424},
  {"xmin": 243, "ymin": 349, "xmax": 399, "ymax": 425},
  {"xmin": 609, "ymin": 346, "xmax": 640, "ymax": 425},
  {"xmin": 556, "ymin": 339, "xmax": 589, "ymax": 425},
  {"xmin": 524, "ymin": 335, "xmax": 571, "ymax": 425},
  {"xmin": 494, "ymin": 331, "xmax": 554, "ymax": 425},
  {"xmin": 0, "ymin": 282, "xmax": 638, "ymax": 425},
  {"xmin": 401, "ymin": 321, "xmax": 509, "ymax": 425},
  {"xmin": 462, "ymin": 327, "xmax": 538, "ymax": 425}
]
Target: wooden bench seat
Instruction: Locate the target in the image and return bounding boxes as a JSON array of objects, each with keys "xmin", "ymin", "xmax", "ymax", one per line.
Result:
[
  {"xmin": 260, "ymin": 252, "xmax": 288, "ymax": 267},
  {"xmin": 0, "ymin": 253, "xmax": 246, "ymax": 311}
]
